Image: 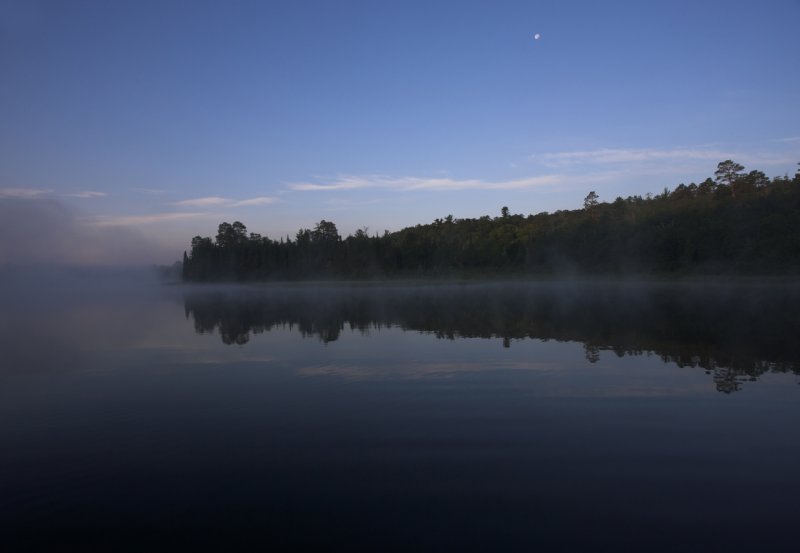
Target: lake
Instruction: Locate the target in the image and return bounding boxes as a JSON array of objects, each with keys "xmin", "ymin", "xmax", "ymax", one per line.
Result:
[{"xmin": 1, "ymin": 273, "xmax": 799, "ymax": 551}]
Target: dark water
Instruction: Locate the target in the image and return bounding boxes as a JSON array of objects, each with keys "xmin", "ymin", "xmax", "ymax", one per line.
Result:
[{"xmin": 1, "ymin": 275, "xmax": 799, "ymax": 551}]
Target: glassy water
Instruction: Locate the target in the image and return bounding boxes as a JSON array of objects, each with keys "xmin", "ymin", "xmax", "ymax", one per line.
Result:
[{"xmin": 2, "ymin": 275, "xmax": 799, "ymax": 551}]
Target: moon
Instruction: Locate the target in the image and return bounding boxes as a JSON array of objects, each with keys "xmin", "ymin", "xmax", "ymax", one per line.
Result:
[{"xmin": 533, "ymin": 33, "xmax": 541, "ymax": 40}]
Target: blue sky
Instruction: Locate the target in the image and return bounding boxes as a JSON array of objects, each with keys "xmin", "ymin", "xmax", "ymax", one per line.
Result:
[{"xmin": 1, "ymin": 0, "xmax": 798, "ymax": 263}]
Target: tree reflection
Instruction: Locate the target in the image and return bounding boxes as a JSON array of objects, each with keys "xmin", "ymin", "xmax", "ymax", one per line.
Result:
[{"xmin": 184, "ymin": 282, "xmax": 800, "ymax": 392}]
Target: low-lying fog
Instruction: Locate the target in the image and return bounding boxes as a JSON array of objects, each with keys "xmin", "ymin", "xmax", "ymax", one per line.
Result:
[
  {"xmin": 3, "ymin": 264, "xmax": 799, "ymax": 393},
  {"xmin": 0, "ymin": 198, "xmax": 176, "ymax": 266}
]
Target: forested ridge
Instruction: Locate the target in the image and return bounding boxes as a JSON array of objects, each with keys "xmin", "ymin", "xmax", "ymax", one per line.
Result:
[{"xmin": 181, "ymin": 161, "xmax": 800, "ymax": 280}]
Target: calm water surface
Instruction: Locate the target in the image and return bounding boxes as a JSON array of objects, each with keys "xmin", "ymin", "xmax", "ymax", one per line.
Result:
[{"xmin": 1, "ymin": 274, "xmax": 799, "ymax": 551}]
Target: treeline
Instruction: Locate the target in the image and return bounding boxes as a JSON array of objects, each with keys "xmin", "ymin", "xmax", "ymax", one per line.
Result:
[{"xmin": 182, "ymin": 161, "xmax": 800, "ymax": 280}]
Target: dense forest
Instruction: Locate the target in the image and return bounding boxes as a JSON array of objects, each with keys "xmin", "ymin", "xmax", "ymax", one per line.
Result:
[{"xmin": 182, "ymin": 161, "xmax": 800, "ymax": 280}]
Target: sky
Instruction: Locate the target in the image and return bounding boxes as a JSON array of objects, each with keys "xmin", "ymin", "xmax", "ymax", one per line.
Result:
[{"xmin": 1, "ymin": 0, "xmax": 799, "ymax": 264}]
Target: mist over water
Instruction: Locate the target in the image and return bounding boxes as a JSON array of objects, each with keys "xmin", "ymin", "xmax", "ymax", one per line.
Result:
[
  {"xmin": 2, "ymin": 278, "xmax": 799, "ymax": 550},
  {"xmin": 181, "ymin": 281, "xmax": 800, "ymax": 392},
  {"xmin": 0, "ymin": 198, "xmax": 174, "ymax": 266}
]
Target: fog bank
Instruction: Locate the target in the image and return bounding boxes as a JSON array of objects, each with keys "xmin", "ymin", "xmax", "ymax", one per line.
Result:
[{"xmin": 0, "ymin": 198, "xmax": 175, "ymax": 266}]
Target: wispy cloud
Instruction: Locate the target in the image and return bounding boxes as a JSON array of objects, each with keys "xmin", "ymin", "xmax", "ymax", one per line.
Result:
[
  {"xmin": 0, "ymin": 187, "xmax": 52, "ymax": 198},
  {"xmin": 770, "ymin": 136, "xmax": 800, "ymax": 144},
  {"xmin": 290, "ymin": 174, "xmax": 566, "ymax": 192},
  {"xmin": 174, "ymin": 196, "xmax": 279, "ymax": 207},
  {"xmin": 291, "ymin": 141, "xmax": 797, "ymax": 197},
  {"xmin": 64, "ymin": 190, "xmax": 107, "ymax": 198},
  {"xmin": 533, "ymin": 146, "xmax": 796, "ymax": 168},
  {"xmin": 324, "ymin": 198, "xmax": 386, "ymax": 207},
  {"xmin": 174, "ymin": 196, "xmax": 231, "ymax": 207},
  {"xmin": 535, "ymin": 147, "xmax": 731, "ymax": 167},
  {"xmin": 86, "ymin": 212, "xmax": 212, "ymax": 227},
  {"xmin": 231, "ymin": 196, "xmax": 280, "ymax": 207}
]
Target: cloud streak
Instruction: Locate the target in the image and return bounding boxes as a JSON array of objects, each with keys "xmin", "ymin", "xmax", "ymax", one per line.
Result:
[
  {"xmin": 64, "ymin": 190, "xmax": 107, "ymax": 198},
  {"xmin": 290, "ymin": 174, "xmax": 566, "ymax": 192},
  {"xmin": 1, "ymin": 188, "xmax": 107, "ymax": 199},
  {"xmin": 533, "ymin": 146, "xmax": 796, "ymax": 168},
  {"xmin": 86, "ymin": 212, "xmax": 213, "ymax": 227},
  {"xmin": 231, "ymin": 196, "xmax": 280, "ymax": 207},
  {"xmin": 0, "ymin": 187, "xmax": 52, "ymax": 198},
  {"xmin": 173, "ymin": 196, "xmax": 279, "ymax": 207}
]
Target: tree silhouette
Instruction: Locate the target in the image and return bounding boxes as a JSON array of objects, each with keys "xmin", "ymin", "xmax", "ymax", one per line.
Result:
[
  {"xmin": 714, "ymin": 160, "xmax": 745, "ymax": 198},
  {"xmin": 583, "ymin": 191, "xmax": 599, "ymax": 210},
  {"xmin": 181, "ymin": 162, "xmax": 800, "ymax": 281}
]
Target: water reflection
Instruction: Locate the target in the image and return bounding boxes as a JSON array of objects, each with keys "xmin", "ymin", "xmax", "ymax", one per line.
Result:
[
  {"xmin": 184, "ymin": 282, "xmax": 800, "ymax": 393},
  {"xmin": 3, "ymin": 277, "xmax": 800, "ymax": 551}
]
